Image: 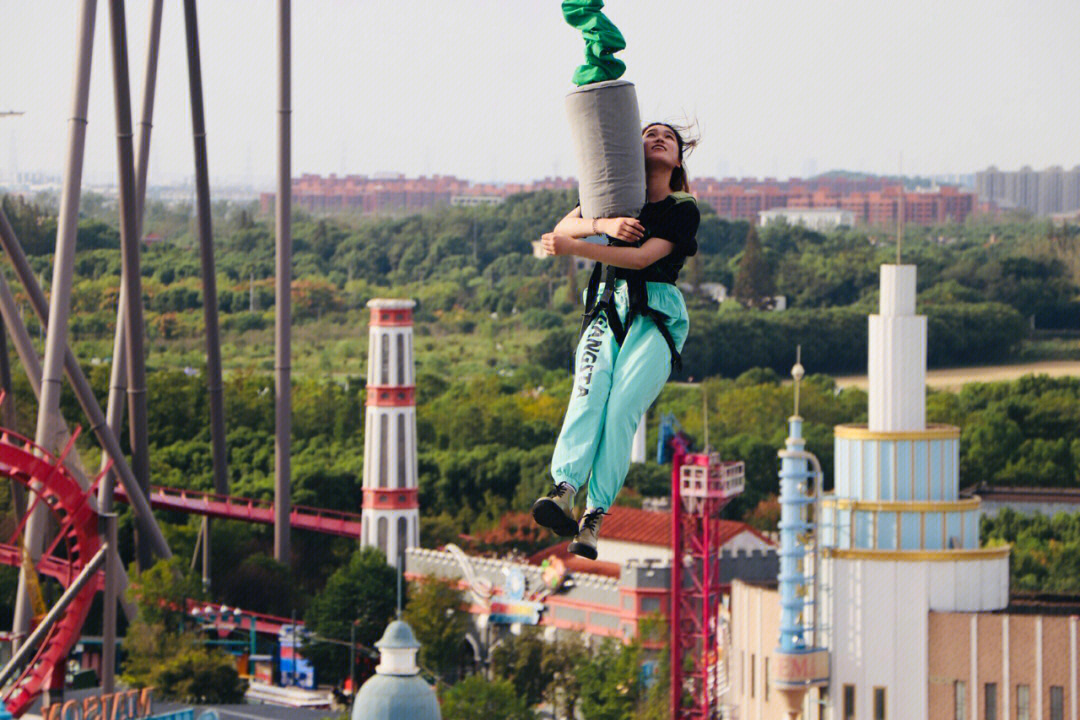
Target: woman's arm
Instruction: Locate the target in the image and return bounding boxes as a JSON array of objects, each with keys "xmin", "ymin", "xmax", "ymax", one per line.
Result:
[
  {"xmin": 540, "ymin": 233, "xmax": 674, "ymax": 270},
  {"xmin": 553, "ymin": 207, "xmax": 646, "ymax": 242}
]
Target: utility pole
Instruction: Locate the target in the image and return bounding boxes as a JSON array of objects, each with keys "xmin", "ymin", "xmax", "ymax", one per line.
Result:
[{"xmin": 274, "ymin": 0, "xmax": 293, "ymax": 565}]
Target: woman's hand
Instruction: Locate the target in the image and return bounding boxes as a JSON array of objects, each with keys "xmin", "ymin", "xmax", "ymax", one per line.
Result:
[
  {"xmin": 541, "ymin": 233, "xmax": 575, "ymax": 257},
  {"xmin": 598, "ymin": 217, "xmax": 645, "ymax": 243}
]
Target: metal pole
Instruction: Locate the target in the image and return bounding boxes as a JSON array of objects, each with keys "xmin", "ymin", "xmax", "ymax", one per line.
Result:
[
  {"xmin": 274, "ymin": 0, "xmax": 292, "ymax": 565},
  {"xmin": 14, "ymin": 0, "xmax": 98, "ymax": 648},
  {"xmin": 0, "ymin": 208, "xmax": 170, "ymax": 562},
  {"xmin": 182, "ymin": 0, "xmax": 229, "ymax": 592},
  {"xmin": 349, "ymin": 621, "xmax": 356, "ymax": 694},
  {"xmin": 102, "ymin": 513, "xmax": 118, "ymax": 694},
  {"xmin": 99, "ymin": 0, "xmax": 162, "ymax": 514},
  {"xmin": 0, "ymin": 544, "xmax": 108, "ymax": 687},
  {"xmin": 0, "ymin": 269, "xmax": 138, "ymax": 623},
  {"xmin": 107, "ymin": 0, "xmax": 154, "ymax": 572},
  {"xmin": 0, "ymin": 314, "xmax": 26, "ymax": 520},
  {"xmin": 249, "ymin": 615, "xmax": 256, "ymax": 657}
]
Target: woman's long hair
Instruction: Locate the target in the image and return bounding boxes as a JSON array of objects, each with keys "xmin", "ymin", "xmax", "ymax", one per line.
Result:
[{"xmin": 644, "ymin": 121, "xmax": 699, "ymax": 193}]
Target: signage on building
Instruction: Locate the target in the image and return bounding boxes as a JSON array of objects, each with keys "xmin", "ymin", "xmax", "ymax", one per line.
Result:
[
  {"xmin": 773, "ymin": 649, "xmax": 830, "ymax": 688},
  {"xmin": 43, "ymin": 688, "xmax": 154, "ymax": 720},
  {"xmin": 489, "ymin": 567, "xmax": 545, "ymax": 624}
]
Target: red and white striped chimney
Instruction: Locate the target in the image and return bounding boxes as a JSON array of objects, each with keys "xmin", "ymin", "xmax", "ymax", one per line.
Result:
[{"xmin": 361, "ymin": 299, "xmax": 419, "ymax": 567}]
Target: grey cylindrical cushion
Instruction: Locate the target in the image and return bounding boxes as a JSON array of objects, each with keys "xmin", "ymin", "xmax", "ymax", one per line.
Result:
[{"xmin": 565, "ymin": 79, "xmax": 646, "ymax": 219}]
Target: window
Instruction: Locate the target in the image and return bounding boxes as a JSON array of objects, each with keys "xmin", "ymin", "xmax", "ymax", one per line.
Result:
[
  {"xmin": 377, "ymin": 517, "xmax": 388, "ymax": 554},
  {"xmin": 379, "ymin": 415, "xmax": 389, "ymax": 487},
  {"xmin": 955, "ymin": 681, "xmax": 967, "ymax": 720},
  {"xmin": 1016, "ymin": 685, "xmax": 1029, "ymax": 720},
  {"xmin": 984, "ymin": 683, "xmax": 997, "ymax": 720},
  {"xmin": 750, "ymin": 654, "xmax": 755, "ymax": 698},
  {"xmin": 397, "ymin": 413, "xmax": 407, "ymax": 488},
  {"xmin": 1051, "ymin": 686, "xmax": 1064, "ymax": 720},
  {"xmin": 396, "ymin": 333, "xmax": 405, "ymax": 385},
  {"xmin": 380, "ymin": 335, "xmax": 390, "ymax": 384},
  {"xmin": 874, "ymin": 687, "xmax": 886, "ymax": 720},
  {"xmin": 397, "ymin": 517, "xmax": 408, "ymax": 560},
  {"xmin": 843, "ymin": 685, "xmax": 855, "ymax": 720}
]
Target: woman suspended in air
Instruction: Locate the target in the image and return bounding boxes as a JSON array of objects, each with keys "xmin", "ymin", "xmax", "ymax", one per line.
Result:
[{"xmin": 531, "ymin": 121, "xmax": 699, "ymax": 559}]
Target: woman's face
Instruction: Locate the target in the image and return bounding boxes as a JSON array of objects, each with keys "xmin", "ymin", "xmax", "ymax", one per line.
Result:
[{"xmin": 643, "ymin": 124, "xmax": 680, "ymax": 170}]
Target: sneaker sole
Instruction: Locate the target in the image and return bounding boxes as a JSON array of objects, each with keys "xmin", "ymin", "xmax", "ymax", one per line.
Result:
[
  {"xmin": 567, "ymin": 540, "xmax": 598, "ymax": 561},
  {"xmin": 531, "ymin": 498, "xmax": 579, "ymax": 537}
]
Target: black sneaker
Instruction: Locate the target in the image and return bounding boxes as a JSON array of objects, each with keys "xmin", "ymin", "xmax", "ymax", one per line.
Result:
[
  {"xmin": 531, "ymin": 482, "xmax": 579, "ymax": 537},
  {"xmin": 568, "ymin": 508, "xmax": 607, "ymax": 560}
]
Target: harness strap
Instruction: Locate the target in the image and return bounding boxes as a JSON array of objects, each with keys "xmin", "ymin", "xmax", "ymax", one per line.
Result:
[{"xmin": 578, "ymin": 258, "xmax": 683, "ymax": 374}]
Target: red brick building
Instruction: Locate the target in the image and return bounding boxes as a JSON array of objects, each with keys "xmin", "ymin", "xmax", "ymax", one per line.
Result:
[{"xmin": 259, "ymin": 174, "xmax": 577, "ymax": 215}]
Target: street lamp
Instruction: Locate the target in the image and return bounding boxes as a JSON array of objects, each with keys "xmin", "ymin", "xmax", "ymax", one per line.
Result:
[
  {"xmin": 191, "ymin": 605, "xmax": 257, "ymax": 656},
  {"xmin": 349, "ymin": 619, "xmax": 360, "ymax": 696}
]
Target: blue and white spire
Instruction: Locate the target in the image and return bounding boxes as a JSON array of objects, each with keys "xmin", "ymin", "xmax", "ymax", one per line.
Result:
[{"xmin": 773, "ymin": 352, "xmax": 829, "ymax": 714}]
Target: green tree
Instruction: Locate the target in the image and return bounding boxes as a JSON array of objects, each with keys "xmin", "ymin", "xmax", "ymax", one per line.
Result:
[
  {"xmin": 441, "ymin": 675, "xmax": 533, "ymax": 720},
  {"xmin": 122, "ymin": 559, "xmax": 245, "ymax": 703},
  {"xmin": 491, "ymin": 628, "xmax": 551, "ymax": 707},
  {"xmin": 304, "ymin": 547, "xmax": 397, "ymax": 684},
  {"xmin": 733, "ymin": 224, "xmax": 775, "ymax": 309},
  {"xmin": 575, "ymin": 638, "xmax": 643, "ymax": 720},
  {"xmin": 402, "ymin": 578, "xmax": 468, "ymax": 681}
]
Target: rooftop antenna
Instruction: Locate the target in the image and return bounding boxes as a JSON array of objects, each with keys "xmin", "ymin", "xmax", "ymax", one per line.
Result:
[
  {"xmin": 396, "ymin": 552, "xmax": 403, "ymax": 619},
  {"xmin": 896, "ymin": 152, "xmax": 904, "ymax": 265},
  {"xmin": 702, "ymin": 383, "xmax": 709, "ymax": 452},
  {"xmin": 792, "ymin": 345, "xmax": 805, "ymax": 417}
]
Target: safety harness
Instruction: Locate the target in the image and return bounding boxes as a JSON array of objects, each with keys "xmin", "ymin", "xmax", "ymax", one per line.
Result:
[
  {"xmin": 578, "ymin": 193, "xmax": 698, "ymax": 374},
  {"xmin": 579, "ymin": 261, "xmax": 683, "ymax": 373}
]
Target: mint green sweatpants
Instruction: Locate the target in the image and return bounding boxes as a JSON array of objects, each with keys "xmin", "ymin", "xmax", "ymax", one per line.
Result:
[{"xmin": 550, "ymin": 280, "xmax": 689, "ymax": 511}]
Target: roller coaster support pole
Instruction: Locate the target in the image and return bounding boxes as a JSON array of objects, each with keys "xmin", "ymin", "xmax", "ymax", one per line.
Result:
[
  {"xmin": 0, "ymin": 265, "xmax": 139, "ymax": 624},
  {"xmin": 13, "ymin": 0, "xmax": 98, "ymax": 651},
  {"xmin": 0, "ymin": 545, "xmax": 108, "ymax": 688},
  {"xmin": 274, "ymin": 0, "xmax": 293, "ymax": 566},
  {"xmin": 107, "ymin": 0, "xmax": 155, "ymax": 573},
  {"xmin": 0, "ymin": 319, "xmax": 24, "ymax": 520},
  {"xmin": 99, "ymin": 0, "xmax": 163, "ymax": 513},
  {"xmin": 0, "ymin": 208, "xmax": 171, "ymax": 565},
  {"xmin": 183, "ymin": 0, "xmax": 229, "ymax": 592},
  {"xmin": 102, "ymin": 513, "xmax": 118, "ymax": 694}
]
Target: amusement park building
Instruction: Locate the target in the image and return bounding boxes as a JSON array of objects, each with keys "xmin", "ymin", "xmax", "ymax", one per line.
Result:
[
  {"xmin": 404, "ymin": 506, "xmax": 777, "ymax": 664},
  {"xmin": 724, "ymin": 264, "xmax": 1080, "ymax": 720}
]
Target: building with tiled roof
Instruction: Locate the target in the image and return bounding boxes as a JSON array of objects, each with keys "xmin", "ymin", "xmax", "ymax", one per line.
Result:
[{"xmin": 575, "ymin": 505, "xmax": 773, "ymax": 566}]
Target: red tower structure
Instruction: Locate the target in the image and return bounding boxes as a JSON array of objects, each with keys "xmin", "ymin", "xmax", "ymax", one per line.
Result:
[{"xmin": 670, "ymin": 448, "xmax": 745, "ymax": 719}]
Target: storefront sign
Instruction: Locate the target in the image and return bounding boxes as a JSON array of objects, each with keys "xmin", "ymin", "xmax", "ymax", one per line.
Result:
[
  {"xmin": 773, "ymin": 649, "xmax": 830, "ymax": 688},
  {"xmin": 489, "ymin": 598, "xmax": 545, "ymax": 625},
  {"xmin": 44, "ymin": 688, "xmax": 154, "ymax": 720}
]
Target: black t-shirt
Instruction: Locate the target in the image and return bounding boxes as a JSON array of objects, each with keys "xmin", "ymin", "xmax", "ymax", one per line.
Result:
[
  {"xmin": 575, "ymin": 193, "xmax": 700, "ymax": 283},
  {"xmin": 629, "ymin": 193, "xmax": 700, "ymax": 283}
]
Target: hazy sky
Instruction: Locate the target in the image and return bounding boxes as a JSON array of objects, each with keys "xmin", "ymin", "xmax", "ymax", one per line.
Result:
[{"xmin": 3, "ymin": 0, "xmax": 1079, "ymax": 188}]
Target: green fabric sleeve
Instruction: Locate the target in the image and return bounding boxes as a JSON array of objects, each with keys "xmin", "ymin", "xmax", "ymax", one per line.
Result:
[{"xmin": 562, "ymin": 0, "xmax": 627, "ymax": 86}]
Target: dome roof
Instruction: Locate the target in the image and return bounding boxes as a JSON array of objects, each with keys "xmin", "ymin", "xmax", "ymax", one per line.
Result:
[
  {"xmin": 376, "ymin": 620, "xmax": 420, "ymax": 650},
  {"xmin": 352, "ymin": 674, "xmax": 440, "ymax": 720}
]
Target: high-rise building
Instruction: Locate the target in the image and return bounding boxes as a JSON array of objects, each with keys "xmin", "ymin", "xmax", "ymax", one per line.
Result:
[
  {"xmin": 975, "ymin": 165, "xmax": 1080, "ymax": 215},
  {"xmin": 361, "ymin": 299, "xmax": 419, "ymax": 568}
]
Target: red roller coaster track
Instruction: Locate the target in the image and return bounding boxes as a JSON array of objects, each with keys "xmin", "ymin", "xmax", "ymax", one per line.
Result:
[
  {"xmin": 0, "ymin": 428, "xmax": 103, "ymax": 717},
  {"xmin": 0, "ymin": 429, "xmax": 351, "ymax": 715},
  {"xmin": 112, "ymin": 484, "xmax": 363, "ymax": 539}
]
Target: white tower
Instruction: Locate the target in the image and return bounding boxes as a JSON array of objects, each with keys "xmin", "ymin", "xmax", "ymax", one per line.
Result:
[
  {"xmin": 818, "ymin": 265, "xmax": 1009, "ymax": 719},
  {"xmin": 362, "ymin": 299, "xmax": 419, "ymax": 568}
]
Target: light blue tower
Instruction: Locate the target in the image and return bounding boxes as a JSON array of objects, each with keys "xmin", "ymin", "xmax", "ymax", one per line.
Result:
[{"xmin": 772, "ymin": 355, "xmax": 829, "ymax": 718}]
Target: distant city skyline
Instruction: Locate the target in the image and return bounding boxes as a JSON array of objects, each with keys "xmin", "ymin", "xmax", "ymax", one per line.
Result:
[{"xmin": 3, "ymin": 1, "xmax": 1079, "ymax": 187}]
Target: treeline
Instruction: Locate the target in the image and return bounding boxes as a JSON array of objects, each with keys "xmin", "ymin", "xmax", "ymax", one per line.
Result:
[
  {"xmin": 534, "ymin": 301, "xmax": 1026, "ymax": 379},
  {"xmin": 983, "ymin": 509, "xmax": 1080, "ymax": 593}
]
